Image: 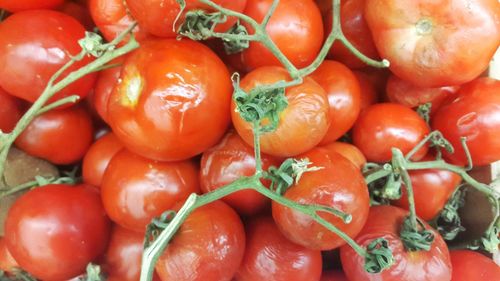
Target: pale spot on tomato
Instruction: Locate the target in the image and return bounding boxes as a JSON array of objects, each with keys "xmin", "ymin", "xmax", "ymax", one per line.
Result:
[{"xmin": 121, "ymin": 75, "xmax": 144, "ymax": 108}]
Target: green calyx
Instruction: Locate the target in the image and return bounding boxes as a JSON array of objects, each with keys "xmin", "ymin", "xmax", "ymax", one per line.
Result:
[
  {"xmin": 266, "ymin": 158, "xmax": 323, "ymax": 195},
  {"xmin": 400, "ymin": 216, "xmax": 435, "ymax": 251},
  {"xmin": 434, "ymin": 186, "xmax": 466, "ymax": 241},
  {"xmin": 364, "ymin": 238, "xmax": 394, "ymax": 273},
  {"xmin": 144, "ymin": 210, "xmax": 177, "ymax": 248},
  {"xmin": 77, "ymin": 264, "xmax": 106, "ymax": 281},
  {"xmin": 416, "ymin": 102, "xmax": 432, "ymax": 124}
]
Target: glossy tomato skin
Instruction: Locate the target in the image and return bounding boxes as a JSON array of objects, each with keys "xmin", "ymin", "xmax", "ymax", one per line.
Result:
[
  {"xmin": 320, "ymin": 270, "xmax": 348, "ymax": 281},
  {"xmin": 0, "ymin": 0, "xmax": 64, "ymax": 12},
  {"xmin": 235, "ymin": 217, "xmax": 322, "ymax": 281},
  {"xmin": 365, "ymin": 0, "xmax": 500, "ymax": 87},
  {"xmin": 108, "ymin": 39, "xmax": 232, "ymax": 161},
  {"xmin": 320, "ymin": 141, "xmax": 366, "ymax": 170},
  {"xmin": 353, "ymin": 103, "xmax": 430, "ymax": 163},
  {"xmin": 15, "ymin": 106, "xmax": 94, "ymax": 165},
  {"xmin": 432, "ymin": 78, "xmax": 500, "ymax": 166},
  {"xmin": 0, "ymin": 238, "xmax": 18, "ymax": 274},
  {"xmin": 101, "ymin": 149, "xmax": 200, "ymax": 232},
  {"xmin": 5, "ymin": 184, "xmax": 111, "ymax": 281},
  {"xmin": 0, "ymin": 10, "xmax": 96, "ymax": 104},
  {"xmin": 340, "ymin": 205, "xmax": 452, "ymax": 281},
  {"xmin": 272, "ymin": 148, "xmax": 370, "ymax": 250},
  {"xmin": 200, "ymin": 131, "xmax": 281, "ymax": 216},
  {"xmin": 155, "ymin": 201, "xmax": 245, "ymax": 281},
  {"xmin": 232, "ymin": 66, "xmax": 330, "ymax": 157},
  {"xmin": 0, "ymin": 88, "xmax": 22, "ymax": 133},
  {"xmin": 450, "ymin": 250, "xmax": 500, "ymax": 281},
  {"xmin": 310, "ymin": 60, "xmax": 361, "ymax": 144}
]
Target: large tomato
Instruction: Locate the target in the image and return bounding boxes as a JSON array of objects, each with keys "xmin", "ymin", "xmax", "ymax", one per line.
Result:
[
  {"xmin": 449, "ymin": 250, "xmax": 500, "ymax": 281},
  {"xmin": 365, "ymin": 0, "xmax": 500, "ymax": 87},
  {"xmin": 107, "ymin": 39, "xmax": 232, "ymax": 161},
  {"xmin": 0, "ymin": 88, "xmax": 22, "ymax": 133},
  {"xmin": 0, "ymin": 0, "xmax": 64, "ymax": 12}
]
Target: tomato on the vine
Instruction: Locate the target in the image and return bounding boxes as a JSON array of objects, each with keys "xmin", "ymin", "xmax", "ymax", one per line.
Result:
[
  {"xmin": 0, "ymin": 88, "xmax": 22, "ymax": 133},
  {"xmin": 320, "ymin": 141, "xmax": 366, "ymax": 170},
  {"xmin": 449, "ymin": 250, "xmax": 500, "ymax": 281},
  {"xmin": 0, "ymin": 0, "xmax": 65, "ymax": 12},
  {"xmin": 82, "ymin": 132, "xmax": 123, "ymax": 187}
]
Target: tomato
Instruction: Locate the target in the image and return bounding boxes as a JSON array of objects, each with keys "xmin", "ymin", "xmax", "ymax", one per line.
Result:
[
  {"xmin": 365, "ymin": 0, "xmax": 500, "ymax": 87},
  {"xmin": 93, "ymin": 58, "xmax": 124, "ymax": 123},
  {"xmin": 310, "ymin": 60, "xmax": 361, "ymax": 144},
  {"xmin": 320, "ymin": 142, "xmax": 366, "ymax": 170},
  {"xmin": 232, "ymin": 66, "xmax": 330, "ymax": 157},
  {"xmin": 125, "ymin": 0, "xmax": 247, "ymax": 38},
  {"xmin": 450, "ymin": 250, "xmax": 500, "ymax": 281},
  {"xmin": 340, "ymin": 205, "xmax": 452, "ymax": 281},
  {"xmin": 59, "ymin": 1, "xmax": 95, "ymax": 30},
  {"xmin": 321, "ymin": 270, "xmax": 348, "ymax": 281},
  {"xmin": 353, "ymin": 103, "xmax": 430, "ymax": 163},
  {"xmin": 0, "ymin": 0, "xmax": 64, "ymax": 12},
  {"xmin": 101, "ymin": 149, "xmax": 200, "ymax": 232},
  {"xmin": 155, "ymin": 201, "xmax": 245, "ymax": 281},
  {"xmin": 235, "ymin": 217, "xmax": 322, "ymax": 281},
  {"xmin": 353, "ymin": 71, "xmax": 379, "ymax": 111},
  {"xmin": 272, "ymin": 147, "xmax": 370, "ymax": 250},
  {"xmin": 432, "ymin": 78, "xmax": 500, "ymax": 166},
  {"xmin": 15, "ymin": 105, "xmax": 94, "ymax": 165},
  {"xmin": 315, "ymin": 0, "xmax": 331, "ymax": 15},
  {"xmin": 200, "ymin": 131, "xmax": 281, "ymax": 216},
  {"xmin": 0, "ymin": 87, "xmax": 22, "ymax": 133},
  {"xmin": 4, "ymin": 184, "xmax": 111, "ymax": 281},
  {"xmin": 82, "ymin": 132, "xmax": 124, "ymax": 187},
  {"xmin": 108, "ymin": 39, "xmax": 232, "ymax": 161},
  {"xmin": 0, "ymin": 237, "xmax": 17, "ymax": 274},
  {"xmin": 0, "ymin": 10, "xmax": 96, "ymax": 104},
  {"xmin": 241, "ymin": 0, "xmax": 324, "ymax": 71}
]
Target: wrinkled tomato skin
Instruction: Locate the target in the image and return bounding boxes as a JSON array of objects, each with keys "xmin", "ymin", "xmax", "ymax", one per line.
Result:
[
  {"xmin": 320, "ymin": 141, "xmax": 366, "ymax": 170},
  {"xmin": 432, "ymin": 78, "xmax": 500, "ymax": 166},
  {"xmin": 0, "ymin": 88, "xmax": 22, "ymax": 133},
  {"xmin": 450, "ymin": 250, "xmax": 500, "ymax": 281},
  {"xmin": 365, "ymin": 0, "xmax": 500, "ymax": 87},
  {"xmin": 0, "ymin": 0, "xmax": 64, "ymax": 12},
  {"xmin": 272, "ymin": 148, "xmax": 369, "ymax": 250},
  {"xmin": 232, "ymin": 66, "xmax": 330, "ymax": 158},
  {"xmin": 108, "ymin": 39, "xmax": 232, "ymax": 162},
  {"xmin": 241, "ymin": 0, "xmax": 324, "ymax": 71},
  {"xmin": 0, "ymin": 10, "xmax": 96, "ymax": 104},
  {"xmin": 155, "ymin": 201, "xmax": 245, "ymax": 281},
  {"xmin": 340, "ymin": 205, "xmax": 452, "ymax": 281},
  {"xmin": 0, "ymin": 238, "xmax": 18, "ymax": 274},
  {"xmin": 235, "ymin": 217, "xmax": 322, "ymax": 281},
  {"xmin": 4, "ymin": 184, "xmax": 111, "ymax": 281},
  {"xmin": 320, "ymin": 270, "xmax": 348, "ymax": 281},
  {"xmin": 101, "ymin": 149, "xmax": 200, "ymax": 232},
  {"xmin": 93, "ymin": 57, "xmax": 125, "ymax": 123},
  {"xmin": 353, "ymin": 103, "xmax": 430, "ymax": 163}
]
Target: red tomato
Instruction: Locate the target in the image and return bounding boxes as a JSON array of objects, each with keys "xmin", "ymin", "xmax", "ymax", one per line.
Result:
[
  {"xmin": 101, "ymin": 149, "xmax": 200, "ymax": 232},
  {"xmin": 0, "ymin": 237, "xmax": 18, "ymax": 274},
  {"xmin": 235, "ymin": 217, "xmax": 322, "ymax": 281},
  {"xmin": 59, "ymin": 1, "xmax": 95, "ymax": 30},
  {"xmin": 93, "ymin": 58, "xmax": 124, "ymax": 123},
  {"xmin": 0, "ymin": 0, "xmax": 64, "ymax": 12},
  {"xmin": 450, "ymin": 250, "xmax": 500, "ymax": 281},
  {"xmin": 0, "ymin": 87, "xmax": 22, "ymax": 133},
  {"xmin": 310, "ymin": 60, "xmax": 361, "ymax": 144},
  {"xmin": 365, "ymin": 0, "xmax": 500, "ymax": 87},
  {"xmin": 353, "ymin": 103, "xmax": 430, "ymax": 163},
  {"xmin": 232, "ymin": 66, "xmax": 330, "ymax": 157},
  {"xmin": 0, "ymin": 10, "xmax": 96, "ymax": 104},
  {"xmin": 353, "ymin": 71, "xmax": 379, "ymax": 110},
  {"xmin": 82, "ymin": 132, "xmax": 124, "ymax": 187},
  {"xmin": 5, "ymin": 184, "xmax": 111, "ymax": 281},
  {"xmin": 108, "ymin": 39, "xmax": 232, "ymax": 161},
  {"xmin": 241, "ymin": 0, "xmax": 324, "ymax": 71},
  {"xmin": 340, "ymin": 205, "xmax": 452, "ymax": 281},
  {"xmin": 272, "ymin": 147, "xmax": 370, "ymax": 250},
  {"xmin": 15, "ymin": 106, "xmax": 94, "ymax": 165},
  {"xmin": 320, "ymin": 141, "xmax": 366, "ymax": 170},
  {"xmin": 155, "ymin": 201, "xmax": 245, "ymax": 281},
  {"xmin": 200, "ymin": 131, "xmax": 281, "ymax": 216},
  {"xmin": 321, "ymin": 270, "xmax": 348, "ymax": 281},
  {"xmin": 315, "ymin": 0, "xmax": 332, "ymax": 15},
  {"xmin": 432, "ymin": 78, "xmax": 500, "ymax": 166}
]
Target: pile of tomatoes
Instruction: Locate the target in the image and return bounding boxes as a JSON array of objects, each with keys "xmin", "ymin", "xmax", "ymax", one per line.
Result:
[{"xmin": 0, "ymin": 0, "xmax": 500, "ymax": 281}]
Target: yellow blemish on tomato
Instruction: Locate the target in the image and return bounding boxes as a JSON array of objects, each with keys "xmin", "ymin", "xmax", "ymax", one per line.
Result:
[{"xmin": 120, "ymin": 74, "xmax": 144, "ymax": 108}]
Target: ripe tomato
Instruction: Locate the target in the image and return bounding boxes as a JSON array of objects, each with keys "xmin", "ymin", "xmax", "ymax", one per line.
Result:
[
  {"xmin": 235, "ymin": 217, "xmax": 322, "ymax": 281},
  {"xmin": 340, "ymin": 205, "xmax": 452, "ymax": 281},
  {"xmin": 15, "ymin": 105, "xmax": 94, "ymax": 165},
  {"xmin": 0, "ymin": 0, "xmax": 64, "ymax": 12},
  {"xmin": 241, "ymin": 0, "xmax": 324, "ymax": 71},
  {"xmin": 450, "ymin": 250, "xmax": 500, "ymax": 281},
  {"xmin": 108, "ymin": 39, "xmax": 232, "ymax": 161},
  {"xmin": 272, "ymin": 147, "xmax": 370, "ymax": 250},
  {"xmin": 59, "ymin": 1, "xmax": 95, "ymax": 30},
  {"xmin": 310, "ymin": 60, "xmax": 361, "ymax": 144},
  {"xmin": 353, "ymin": 71, "xmax": 379, "ymax": 110},
  {"xmin": 155, "ymin": 201, "xmax": 245, "ymax": 281},
  {"xmin": 101, "ymin": 149, "xmax": 200, "ymax": 232},
  {"xmin": 232, "ymin": 66, "xmax": 330, "ymax": 157},
  {"xmin": 0, "ymin": 238, "xmax": 17, "ymax": 274},
  {"xmin": 0, "ymin": 10, "xmax": 96, "ymax": 104},
  {"xmin": 0, "ymin": 87, "xmax": 22, "ymax": 133},
  {"xmin": 353, "ymin": 103, "xmax": 430, "ymax": 163},
  {"xmin": 321, "ymin": 270, "xmax": 348, "ymax": 281},
  {"xmin": 93, "ymin": 58, "xmax": 124, "ymax": 123},
  {"xmin": 365, "ymin": 0, "xmax": 500, "ymax": 87},
  {"xmin": 4, "ymin": 184, "xmax": 111, "ymax": 281},
  {"xmin": 320, "ymin": 141, "xmax": 366, "ymax": 170},
  {"xmin": 432, "ymin": 78, "xmax": 500, "ymax": 166},
  {"xmin": 200, "ymin": 131, "xmax": 281, "ymax": 216}
]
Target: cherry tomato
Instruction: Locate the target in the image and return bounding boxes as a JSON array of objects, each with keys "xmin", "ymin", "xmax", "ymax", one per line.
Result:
[
  {"xmin": 0, "ymin": 0, "xmax": 65, "ymax": 12},
  {"xmin": 450, "ymin": 250, "xmax": 500, "ymax": 281},
  {"xmin": 353, "ymin": 103, "xmax": 430, "ymax": 163},
  {"xmin": 0, "ymin": 10, "xmax": 96, "ymax": 104},
  {"xmin": 241, "ymin": 0, "xmax": 324, "ymax": 71},
  {"xmin": 108, "ymin": 39, "xmax": 232, "ymax": 161},
  {"xmin": 0, "ymin": 88, "xmax": 22, "ymax": 133},
  {"xmin": 320, "ymin": 141, "xmax": 366, "ymax": 170},
  {"xmin": 59, "ymin": 1, "xmax": 95, "ymax": 30},
  {"xmin": 353, "ymin": 71, "xmax": 379, "ymax": 110},
  {"xmin": 365, "ymin": 0, "xmax": 500, "ymax": 87},
  {"xmin": 15, "ymin": 105, "xmax": 94, "ymax": 165},
  {"xmin": 0, "ymin": 237, "xmax": 17, "ymax": 274},
  {"xmin": 340, "ymin": 205, "xmax": 452, "ymax": 281},
  {"xmin": 272, "ymin": 147, "xmax": 370, "ymax": 250},
  {"xmin": 155, "ymin": 201, "xmax": 245, "ymax": 281},
  {"xmin": 235, "ymin": 217, "xmax": 322, "ymax": 281},
  {"xmin": 321, "ymin": 270, "xmax": 348, "ymax": 281},
  {"xmin": 5, "ymin": 184, "xmax": 111, "ymax": 281},
  {"xmin": 232, "ymin": 66, "xmax": 330, "ymax": 157},
  {"xmin": 310, "ymin": 60, "xmax": 361, "ymax": 144},
  {"xmin": 432, "ymin": 78, "xmax": 500, "ymax": 166}
]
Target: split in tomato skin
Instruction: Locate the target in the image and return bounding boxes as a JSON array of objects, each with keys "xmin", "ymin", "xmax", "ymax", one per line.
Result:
[
  {"xmin": 0, "ymin": 0, "xmax": 65, "ymax": 12},
  {"xmin": 0, "ymin": 87, "xmax": 22, "ymax": 133},
  {"xmin": 449, "ymin": 250, "xmax": 500, "ymax": 281}
]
